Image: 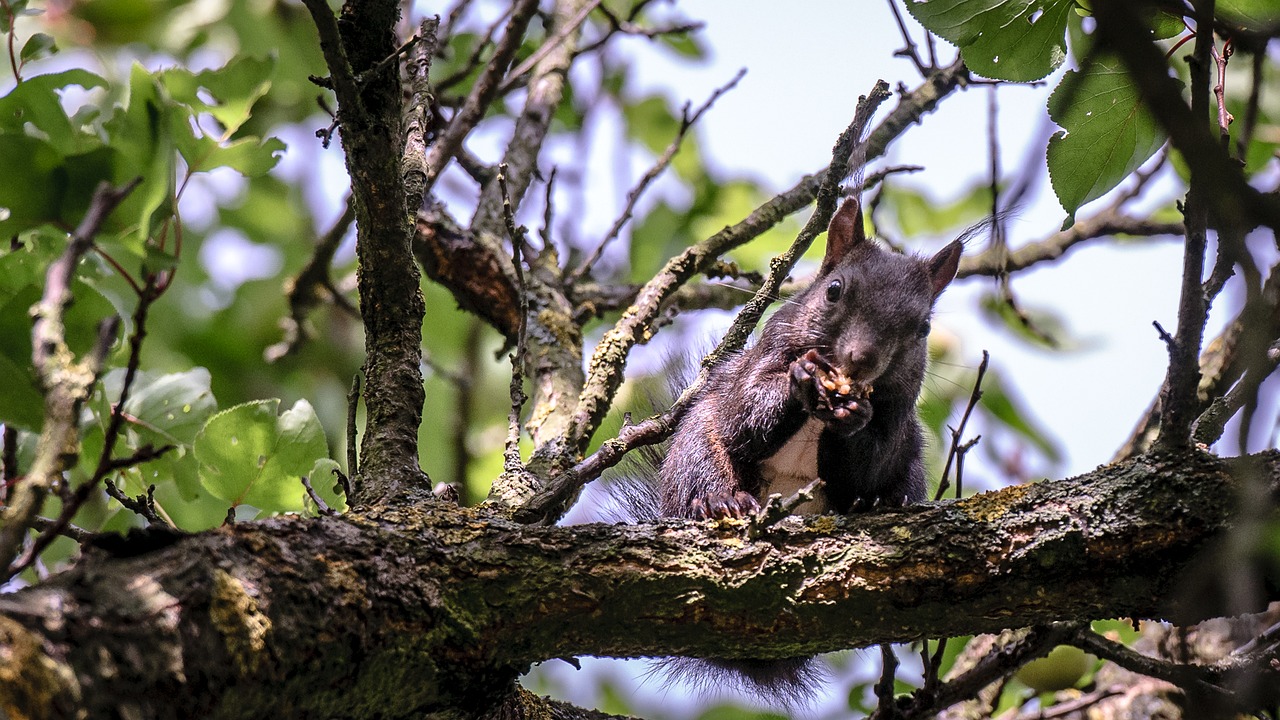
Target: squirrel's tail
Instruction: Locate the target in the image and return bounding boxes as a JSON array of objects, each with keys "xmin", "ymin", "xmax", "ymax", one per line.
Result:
[
  {"xmin": 604, "ymin": 454, "xmax": 826, "ymax": 708},
  {"xmin": 654, "ymin": 656, "xmax": 827, "ymax": 708}
]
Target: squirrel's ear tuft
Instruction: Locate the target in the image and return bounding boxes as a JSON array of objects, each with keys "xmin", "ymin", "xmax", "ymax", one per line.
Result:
[
  {"xmin": 822, "ymin": 198, "xmax": 866, "ymax": 271},
  {"xmin": 928, "ymin": 239, "xmax": 963, "ymax": 299}
]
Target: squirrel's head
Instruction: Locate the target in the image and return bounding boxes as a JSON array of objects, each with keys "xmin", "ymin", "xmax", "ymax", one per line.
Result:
[{"xmin": 777, "ymin": 197, "xmax": 962, "ymax": 389}]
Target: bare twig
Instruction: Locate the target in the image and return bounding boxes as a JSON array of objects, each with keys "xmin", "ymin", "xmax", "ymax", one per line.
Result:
[
  {"xmin": 898, "ymin": 625, "xmax": 1075, "ymax": 719},
  {"xmin": 935, "ymin": 351, "xmax": 989, "ymax": 501},
  {"xmin": 747, "ymin": 478, "xmax": 824, "ymax": 539},
  {"xmin": 959, "ymin": 215, "xmax": 1184, "ymax": 280},
  {"xmin": 439, "ymin": 0, "xmax": 476, "ymax": 39},
  {"xmin": 346, "ymin": 374, "xmax": 360, "ymax": 478},
  {"xmin": 266, "ymin": 199, "xmax": 358, "ymax": 362},
  {"xmin": 499, "ymin": 166, "xmax": 530, "ymax": 477},
  {"xmin": 1, "ymin": 180, "xmax": 138, "ymax": 575},
  {"xmin": 1007, "ymin": 686, "xmax": 1124, "ymax": 720},
  {"xmin": 498, "ymin": 0, "xmax": 603, "ymax": 94},
  {"xmin": 583, "ymin": 2, "xmax": 704, "ymax": 57},
  {"xmin": 299, "ymin": 0, "xmax": 363, "ymax": 120},
  {"xmin": 434, "ymin": 6, "xmax": 512, "ymax": 94},
  {"xmin": 1209, "ymin": 36, "xmax": 1233, "ymax": 148},
  {"xmin": 1070, "ymin": 626, "xmax": 1272, "ymax": 706},
  {"xmin": 887, "ymin": 0, "xmax": 931, "ymax": 74},
  {"xmin": 28, "ymin": 516, "xmax": 92, "ymax": 544},
  {"xmin": 402, "ymin": 17, "xmax": 440, "ymax": 217},
  {"xmin": 874, "ymin": 644, "xmax": 901, "ymax": 718},
  {"xmin": 1, "ymin": 424, "xmax": 17, "ymax": 504},
  {"xmin": 573, "ymin": 67, "xmax": 747, "ymax": 281},
  {"xmin": 302, "ymin": 475, "xmax": 338, "ymax": 517},
  {"xmin": 422, "ymin": 0, "xmax": 540, "ymax": 197},
  {"xmin": 101, "ymin": 479, "xmax": 164, "ymax": 526}
]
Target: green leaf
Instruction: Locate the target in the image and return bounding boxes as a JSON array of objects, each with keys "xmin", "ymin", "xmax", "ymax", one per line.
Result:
[
  {"xmin": 981, "ymin": 372, "xmax": 1061, "ymax": 461},
  {"xmin": 194, "ymin": 398, "xmax": 329, "ymax": 512},
  {"xmin": 118, "ymin": 368, "xmax": 218, "ymax": 446},
  {"xmin": 158, "ymin": 55, "xmax": 276, "ymax": 136},
  {"xmin": 102, "ymin": 63, "xmax": 177, "ymax": 242},
  {"xmin": 306, "ymin": 458, "xmax": 347, "ymax": 514},
  {"xmin": 978, "ymin": 291, "xmax": 1081, "ymax": 350},
  {"xmin": 658, "ymin": 32, "xmax": 707, "ymax": 60},
  {"xmin": 904, "ymin": 0, "xmax": 1074, "ymax": 82},
  {"xmin": 884, "ymin": 183, "xmax": 992, "ymax": 238},
  {"xmin": 1046, "ymin": 58, "xmax": 1170, "ymax": 220},
  {"xmin": 0, "ymin": 271, "xmax": 120, "ymax": 431},
  {"xmin": 621, "ymin": 95, "xmax": 681, "ymax": 155},
  {"xmin": 1218, "ymin": 0, "xmax": 1280, "ymax": 31},
  {"xmin": 19, "ymin": 32, "xmax": 57, "ymax": 62},
  {"xmin": 101, "ymin": 367, "xmax": 218, "ymax": 503},
  {"xmin": 174, "ymin": 131, "xmax": 285, "ymax": 176},
  {"xmin": 0, "ymin": 135, "xmax": 64, "ymax": 234}
]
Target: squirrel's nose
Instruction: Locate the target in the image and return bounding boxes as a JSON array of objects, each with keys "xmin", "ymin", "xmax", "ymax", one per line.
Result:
[{"xmin": 846, "ymin": 348, "xmax": 880, "ymax": 380}]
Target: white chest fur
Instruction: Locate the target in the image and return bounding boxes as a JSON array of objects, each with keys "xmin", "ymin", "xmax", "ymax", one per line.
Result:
[{"xmin": 758, "ymin": 418, "xmax": 830, "ymax": 514}]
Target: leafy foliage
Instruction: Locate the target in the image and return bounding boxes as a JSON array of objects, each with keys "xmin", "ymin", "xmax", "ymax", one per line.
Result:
[
  {"xmin": 1047, "ymin": 58, "xmax": 1170, "ymax": 220},
  {"xmin": 194, "ymin": 399, "xmax": 327, "ymax": 513},
  {"xmin": 904, "ymin": 0, "xmax": 1073, "ymax": 82}
]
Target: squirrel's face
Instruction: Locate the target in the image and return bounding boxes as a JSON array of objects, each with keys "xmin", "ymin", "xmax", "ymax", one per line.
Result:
[{"xmin": 812, "ymin": 253, "xmax": 937, "ymax": 387}]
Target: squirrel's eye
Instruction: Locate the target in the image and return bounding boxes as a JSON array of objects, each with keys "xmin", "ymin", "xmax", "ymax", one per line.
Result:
[
  {"xmin": 917, "ymin": 319, "xmax": 932, "ymax": 338},
  {"xmin": 825, "ymin": 279, "xmax": 843, "ymax": 303}
]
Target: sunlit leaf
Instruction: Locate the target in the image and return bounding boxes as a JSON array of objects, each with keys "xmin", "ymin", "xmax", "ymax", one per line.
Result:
[
  {"xmin": 904, "ymin": 0, "xmax": 1074, "ymax": 82},
  {"xmin": 194, "ymin": 398, "xmax": 328, "ymax": 512},
  {"xmin": 0, "ymin": 69, "xmax": 104, "ymax": 151},
  {"xmin": 117, "ymin": 367, "xmax": 218, "ymax": 446},
  {"xmin": 1047, "ymin": 58, "xmax": 1170, "ymax": 220},
  {"xmin": 102, "ymin": 63, "xmax": 177, "ymax": 242}
]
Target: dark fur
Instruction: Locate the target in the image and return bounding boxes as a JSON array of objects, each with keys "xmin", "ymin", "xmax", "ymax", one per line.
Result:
[
  {"xmin": 661, "ymin": 198, "xmax": 961, "ymax": 518},
  {"xmin": 641, "ymin": 198, "xmax": 962, "ymax": 703}
]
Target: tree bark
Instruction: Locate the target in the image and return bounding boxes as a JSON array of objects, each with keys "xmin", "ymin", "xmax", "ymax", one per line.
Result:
[{"xmin": 0, "ymin": 449, "xmax": 1274, "ymax": 719}]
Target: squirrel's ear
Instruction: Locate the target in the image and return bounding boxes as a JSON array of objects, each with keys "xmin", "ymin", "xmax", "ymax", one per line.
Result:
[
  {"xmin": 822, "ymin": 198, "xmax": 866, "ymax": 271},
  {"xmin": 928, "ymin": 239, "xmax": 963, "ymax": 298}
]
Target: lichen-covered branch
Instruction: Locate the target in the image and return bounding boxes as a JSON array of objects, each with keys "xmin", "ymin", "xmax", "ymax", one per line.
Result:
[
  {"xmin": 301, "ymin": 0, "xmax": 429, "ymax": 503},
  {"xmin": 0, "ymin": 449, "xmax": 1272, "ymax": 718},
  {"xmin": 0, "ymin": 180, "xmax": 136, "ymax": 573}
]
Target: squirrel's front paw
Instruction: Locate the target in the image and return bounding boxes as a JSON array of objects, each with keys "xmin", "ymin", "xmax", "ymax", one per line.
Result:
[
  {"xmin": 689, "ymin": 490, "xmax": 760, "ymax": 520},
  {"xmin": 790, "ymin": 349, "xmax": 872, "ymax": 434}
]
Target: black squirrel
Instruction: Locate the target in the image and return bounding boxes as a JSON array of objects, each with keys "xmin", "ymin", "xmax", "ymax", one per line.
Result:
[{"xmin": 653, "ymin": 196, "xmax": 962, "ymax": 700}]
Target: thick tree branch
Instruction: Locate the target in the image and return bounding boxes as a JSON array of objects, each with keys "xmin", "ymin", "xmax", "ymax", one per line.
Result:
[
  {"xmin": 303, "ymin": 1, "xmax": 430, "ymax": 504},
  {"xmin": 0, "ymin": 450, "xmax": 1274, "ymax": 718}
]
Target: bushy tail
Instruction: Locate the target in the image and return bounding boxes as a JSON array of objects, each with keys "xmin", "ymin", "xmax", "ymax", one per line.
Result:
[
  {"xmin": 603, "ymin": 451, "xmax": 825, "ymax": 707},
  {"xmin": 656, "ymin": 656, "xmax": 827, "ymax": 709}
]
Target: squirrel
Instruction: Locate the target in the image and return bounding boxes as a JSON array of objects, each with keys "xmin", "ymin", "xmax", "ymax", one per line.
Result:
[{"xmin": 652, "ymin": 195, "xmax": 963, "ymax": 701}]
